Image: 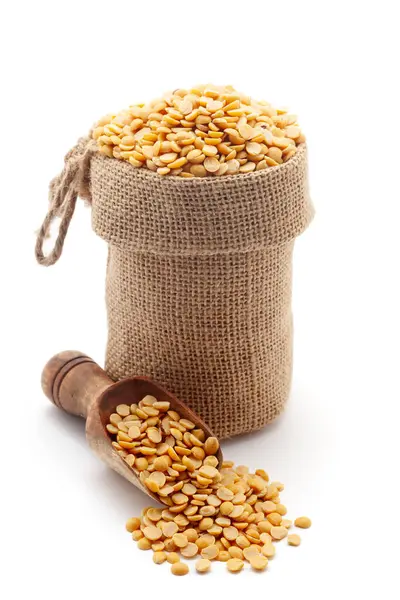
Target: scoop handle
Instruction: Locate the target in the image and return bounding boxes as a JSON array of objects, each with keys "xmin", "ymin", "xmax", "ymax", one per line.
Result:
[{"xmin": 41, "ymin": 351, "xmax": 114, "ymax": 419}]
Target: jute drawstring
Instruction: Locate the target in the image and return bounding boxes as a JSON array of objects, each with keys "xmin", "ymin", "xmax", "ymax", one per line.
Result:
[{"xmin": 35, "ymin": 137, "xmax": 96, "ymax": 266}]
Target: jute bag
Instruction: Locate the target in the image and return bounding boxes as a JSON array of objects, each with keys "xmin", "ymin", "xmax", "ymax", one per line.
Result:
[{"xmin": 36, "ymin": 137, "xmax": 313, "ymax": 439}]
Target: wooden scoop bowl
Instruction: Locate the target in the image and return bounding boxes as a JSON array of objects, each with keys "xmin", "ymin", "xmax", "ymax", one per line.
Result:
[{"xmin": 42, "ymin": 351, "xmax": 223, "ymax": 504}]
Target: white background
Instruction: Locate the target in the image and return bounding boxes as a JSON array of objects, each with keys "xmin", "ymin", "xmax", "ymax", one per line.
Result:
[{"xmin": 1, "ymin": 1, "xmax": 399, "ymax": 598}]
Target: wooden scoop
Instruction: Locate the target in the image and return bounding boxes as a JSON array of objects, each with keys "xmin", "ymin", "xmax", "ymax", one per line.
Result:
[{"xmin": 41, "ymin": 351, "xmax": 223, "ymax": 504}]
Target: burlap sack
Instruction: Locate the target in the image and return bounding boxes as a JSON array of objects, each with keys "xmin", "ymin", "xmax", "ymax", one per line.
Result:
[{"xmin": 36, "ymin": 138, "xmax": 313, "ymax": 439}]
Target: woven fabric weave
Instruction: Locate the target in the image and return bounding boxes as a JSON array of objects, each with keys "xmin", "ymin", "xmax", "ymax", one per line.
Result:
[{"xmin": 90, "ymin": 144, "xmax": 313, "ymax": 438}]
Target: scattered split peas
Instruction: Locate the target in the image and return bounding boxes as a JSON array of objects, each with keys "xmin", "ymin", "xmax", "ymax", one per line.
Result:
[
  {"xmin": 93, "ymin": 84, "xmax": 305, "ymax": 178},
  {"xmin": 111, "ymin": 395, "xmax": 311, "ymax": 576}
]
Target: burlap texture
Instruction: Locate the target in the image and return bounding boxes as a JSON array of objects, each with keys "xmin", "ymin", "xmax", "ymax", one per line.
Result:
[{"xmin": 90, "ymin": 144, "xmax": 313, "ymax": 438}]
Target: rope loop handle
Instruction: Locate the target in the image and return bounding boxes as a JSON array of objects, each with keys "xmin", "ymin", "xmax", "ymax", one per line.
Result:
[{"xmin": 35, "ymin": 137, "xmax": 96, "ymax": 266}]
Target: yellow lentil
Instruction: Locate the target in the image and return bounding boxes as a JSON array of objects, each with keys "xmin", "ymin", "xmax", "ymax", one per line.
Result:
[
  {"xmin": 267, "ymin": 512, "xmax": 282, "ymax": 526},
  {"xmin": 218, "ymin": 551, "xmax": 230, "ymax": 562},
  {"xmin": 151, "ymin": 542, "xmax": 165, "ymax": 552},
  {"xmin": 250, "ymin": 554, "xmax": 268, "ymax": 571},
  {"xmin": 294, "ymin": 516, "xmax": 312, "ymax": 529},
  {"xmin": 173, "ymin": 533, "xmax": 189, "ymax": 548},
  {"xmin": 201, "ymin": 544, "xmax": 219, "ymax": 560},
  {"xmin": 270, "ymin": 526, "xmax": 288, "ymax": 541},
  {"xmin": 143, "ymin": 525, "xmax": 163, "ymax": 541},
  {"xmin": 204, "ymin": 437, "xmax": 220, "ymax": 455},
  {"xmin": 171, "ymin": 562, "xmax": 189, "ymax": 576},
  {"xmin": 153, "ymin": 551, "xmax": 167, "ymax": 564},
  {"xmin": 125, "ymin": 517, "xmax": 141, "ymax": 533},
  {"xmin": 288, "ymin": 534, "xmax": 301, "ymax": 546},
  {"xmin": 227, "ymin": 558, "xmax": 244, "ymax": 573},
  {"xmin": 243, "ymin": 546, "xmax": 261, "ymax": 561},
  {"xmin": 166, "ymin": 552, "xmax": 180, "ymax": 564},
  {"xmin": 137, "ymin": 538, "xmax": 152, "ymax": 550},
  {"xmin": 223, "ymin": 526, "xmax": 239, "ymax": 541},
  {"xmin": 181, "ymin": 542, "xmax": 198, "ymax": 558},
  {"xmin": 228, "ymin": 546, "xmax": 244, "ymax": 560},
  {"xmin": 195, "ymin": 558, "xmax": 211, "ymax": 573},
  {"xmin": 261, "ymin": 542, "xmax": 276, "ymax": 558}
]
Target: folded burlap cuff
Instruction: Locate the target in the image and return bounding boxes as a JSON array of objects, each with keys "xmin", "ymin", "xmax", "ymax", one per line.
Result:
[{"xmin": 91, "ymin": 144, "xmax": 311, "ymax": 252}]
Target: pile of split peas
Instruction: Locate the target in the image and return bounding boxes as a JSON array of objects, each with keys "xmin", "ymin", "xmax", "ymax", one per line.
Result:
[
  {"xmin": 107, "ymin": 397, "xmax": 312, "ymax": 576},
  {"xmin": 93, "ymin": 84, "xmax": 305, "ymax": 178}
]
